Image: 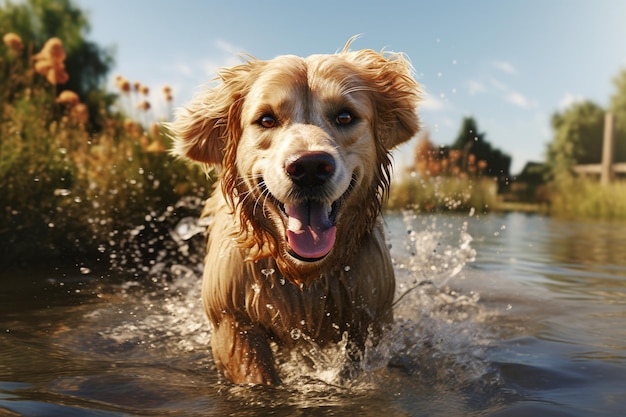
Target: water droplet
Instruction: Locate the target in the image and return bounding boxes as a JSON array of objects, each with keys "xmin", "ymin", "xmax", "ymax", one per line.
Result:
[
  {"xmin": 266, "ymin": 303, "xmax": 274, "ymax": 310},
  {"xmin": 261, "ymin": 268, "xmax": 275, "ymax": 277},
  {"xmin": 79, "ymin": 267, "xmax": 91, "ymax": 275},
  {"xmin": 251, "ymin": 283, "xmax": 260, "ymax": 294},
  {"xmin": 172, "ymin": 217, "xmax": 205, "ymax": 241},
  {"xmin": 344, "ymin": 266, "xmax": 351, "ymax": 272},
  {"xmin": 290, "ymin": 328, "xmax": 302, "ymax": 340},
  {"xmin": 54, "ymin": 188, "xmax": 71, "ymax": 196}
]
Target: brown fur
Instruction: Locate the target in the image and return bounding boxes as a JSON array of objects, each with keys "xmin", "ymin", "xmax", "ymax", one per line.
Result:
[{"xmin": 169, "ymin": 42, "xmax": 420, "ymax": 385}]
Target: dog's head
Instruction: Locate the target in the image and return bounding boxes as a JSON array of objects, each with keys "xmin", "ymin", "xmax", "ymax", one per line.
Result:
[{"xmin": 170, "ymin": 43, "xmax": 420, "ymax": 286}]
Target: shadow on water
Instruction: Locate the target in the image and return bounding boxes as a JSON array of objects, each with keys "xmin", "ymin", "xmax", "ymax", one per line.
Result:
[{"xmin": 1, "ymin": 208, "xmax": 626, "ymax": 416}]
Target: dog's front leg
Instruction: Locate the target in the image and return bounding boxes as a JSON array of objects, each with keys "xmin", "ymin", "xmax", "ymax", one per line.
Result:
[{"xmin": 211, "ymin": 316, "xmax": 281, "ymax": 385}]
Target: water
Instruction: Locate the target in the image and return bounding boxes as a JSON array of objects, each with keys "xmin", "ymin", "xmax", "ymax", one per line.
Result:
[{"xmin": 1, "ymin": 211, "xmax": 626, "ymax": 416}]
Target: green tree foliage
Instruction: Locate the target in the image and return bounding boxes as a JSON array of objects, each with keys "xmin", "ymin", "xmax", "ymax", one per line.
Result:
[
  {"xmin": 0, "ymin": 0, "xmax": 114, "ymax": 99},
  {"xmin": 547, "ymin": 101, "xmax": 606, "ymax": 183},
  {"xmin": 450, "ymin": 117, "xmax": 512, "ymax": 179},
  {"xmin": 548, "ymin": 68, "xmax": 626, "ymax": 183}
]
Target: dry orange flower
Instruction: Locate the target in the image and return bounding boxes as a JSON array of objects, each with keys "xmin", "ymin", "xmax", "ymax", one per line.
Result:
[
  {"xmin": 56, "ymin": 90, "xmax": 80, "ymax": 106},
  {"xmin": 33, "ymin": 37, "xmax": 69, "ymax": 85},
  {"xmin": 146, "ymin": 139, "xmax": 165, "ymax": 153},
  {"xmin": 136, "ymin": 100, "xmax": 151, "ymax": 111},
  {"xmin": 3, "ymin": 32, "xmax": 24, "ymax": 52},
  {"xmin": 123, "ymin": 119, "xmax": 142, "ymax": 138},
  {"xmin": 124, "ymin": 118, "xmax": 137, "ymax": 131},
  {"xmin": 37, "ymin": 37, "xmax": 66, "ymax": 62},
  {"xmin": 115, "ymin": 76, "xmax": 131, "ymax": 93},
  {"xmin": 140, "ymin": 85, "xmax": 149, "ymax": 96},
  {"xmin": 149, "ymin": 122, "xmax": 160, "ymax": 138},
  {"xmin": 71, "ymin": 103, "xmax": 89, "ymax": 124},
  {"xmin": 46, "ymin": 66, "xmax": 69, "ymax": 85},
  {"xmin": 34, "ymin": 59, "xmax": 53, "ymax": 75}
]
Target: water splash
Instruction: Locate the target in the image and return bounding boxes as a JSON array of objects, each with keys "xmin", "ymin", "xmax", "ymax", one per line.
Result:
[
  {"xmin": 92, "ymin": 205, "xmax": 495, "ymax": 397},
  {"xmin": 108, "ymin": 195, "xmax": 207, "ymax": 279}
]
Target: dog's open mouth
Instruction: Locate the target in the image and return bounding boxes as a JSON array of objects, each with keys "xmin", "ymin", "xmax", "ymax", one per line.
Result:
[
  {"xmin": 283, "ymin": 200, "xmax": 338, "ymax": 261},
  {"xmin": 258, "ymin": 175, "xmax": 354, "ymax": 262}
]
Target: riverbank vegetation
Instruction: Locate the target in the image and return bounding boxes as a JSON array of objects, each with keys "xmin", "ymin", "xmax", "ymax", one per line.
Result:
[
  {"xmin": 389, "ymin": 69, "xmax": 626, "ymax": 220},
  {"xmin": 0, "ymin": 0, "xmax": 208, "ymax": 266}
]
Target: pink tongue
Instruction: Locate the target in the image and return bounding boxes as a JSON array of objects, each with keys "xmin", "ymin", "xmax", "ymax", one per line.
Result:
[{"xmin": 285, "ymin": 201, "xmax": 336, "ymax": 259}]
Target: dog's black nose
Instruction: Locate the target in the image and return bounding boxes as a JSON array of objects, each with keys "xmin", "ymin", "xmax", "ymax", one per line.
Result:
[{"xmin": 285, "ymin": 152, "xmax": 336, "ymax": 187}]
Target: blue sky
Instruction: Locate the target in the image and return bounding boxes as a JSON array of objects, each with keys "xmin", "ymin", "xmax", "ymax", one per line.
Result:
[{"xmin": 76, "ymin": 0, "xmax": 626, "ymax": 174}]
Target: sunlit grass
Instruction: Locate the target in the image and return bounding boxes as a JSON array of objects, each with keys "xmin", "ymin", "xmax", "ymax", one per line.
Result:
[
  {"xmin": 387, "ymin": 174, "xmax": 499, "ymax": 214},
  {"xmin": 548, "ymin": 177, "xmax": 626, "ymax": 220}
]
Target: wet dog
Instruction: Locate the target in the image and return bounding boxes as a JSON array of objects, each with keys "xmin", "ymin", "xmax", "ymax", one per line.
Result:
[{"xmin": 170, "ymin": 41, "xmax": 420, "ymax": 385}]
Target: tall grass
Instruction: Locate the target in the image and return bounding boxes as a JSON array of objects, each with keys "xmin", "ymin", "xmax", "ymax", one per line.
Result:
[
  {"xmin": 387, "ymin": 173, "xmax": 499, "ymax": 214},
  {"xmin": 548, "ymin": 177, "xmax": 626, "ymax": 220}
]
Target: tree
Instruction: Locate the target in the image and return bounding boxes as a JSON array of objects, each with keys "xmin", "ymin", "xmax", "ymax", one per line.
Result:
[
  {"xmin": 546, "ymin": 100, "xmax": 605, "ymax": 181},
  {"xmin": 0, "ymin": 0, "xmax": 114, "ymax": 99},
  {"xmin": 450, "ymin": 117, "xmax": 511, "ymax": 179}
]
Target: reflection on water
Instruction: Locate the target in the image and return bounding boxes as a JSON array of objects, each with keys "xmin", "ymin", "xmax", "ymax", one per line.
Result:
[{"xmin": 1, "ymin": 211, "xmax": 625, "ymax": 416}]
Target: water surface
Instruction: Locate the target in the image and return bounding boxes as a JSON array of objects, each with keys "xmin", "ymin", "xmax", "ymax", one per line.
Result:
[{"xmin": 1, "ymin": 212, "xmax": 625, "ymax": 416}]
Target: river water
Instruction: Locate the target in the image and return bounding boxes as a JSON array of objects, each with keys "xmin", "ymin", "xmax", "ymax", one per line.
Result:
[{"xmin": 1, "ymin": 211, "xmax": 625, "ymax": 416}]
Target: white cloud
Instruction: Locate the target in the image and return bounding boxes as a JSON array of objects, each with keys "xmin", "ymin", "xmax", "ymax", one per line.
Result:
[
  {"xmin": 489, "ymin": 78, "xmax": 537, "ymax": 109},
  {"xmin": 201, "ymin": 39, "xmax": 248, "ymax": 76},
  {"xmin": 215, "ymin": 39, "xmax": 242, "ymax": 55},
  {"xmin": 506, "ymin": 91, "xmax": 534, "ymax": 108},
  {"xmin": 421, "ymin": 93, "xmax": 446, "ymax": 111},
  {"xmin": 468, "ymin": 80, "xmax": 486, "ymax": 95},
  {"xmin": 489, "ymin": 78, "xmax": 508, "ymax": 91},
  {"xmin": 175, "ymin": 63, "xmax": 193, "ymax": 77},
  {"xmin": 558, "ymin": 93, "xmax": 584, "ymax": 110},
  {"xmin": 493, "ymin": 60, "xmax": 517, "ymax": 75}
]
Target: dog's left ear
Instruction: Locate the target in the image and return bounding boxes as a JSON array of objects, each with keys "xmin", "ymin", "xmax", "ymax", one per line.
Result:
[{"xmin": 344, "ymin": 49, "xmax": 421, "ymax": 149}]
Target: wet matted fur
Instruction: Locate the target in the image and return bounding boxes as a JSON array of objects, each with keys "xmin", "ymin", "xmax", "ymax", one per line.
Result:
[{"xmin": 169, "ymin": 41, "xmax": 421, "ymax": 385}]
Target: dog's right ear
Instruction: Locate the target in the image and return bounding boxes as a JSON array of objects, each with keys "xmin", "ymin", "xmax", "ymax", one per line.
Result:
[{"xmin": 168, "ymin": 62, "xmax": 259, "ymax": 166}]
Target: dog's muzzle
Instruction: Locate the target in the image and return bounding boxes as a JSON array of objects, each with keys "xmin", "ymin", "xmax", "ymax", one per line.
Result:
[{"xmin": 283, "ymin": 152, "xmax": 338, "ymax": 261}]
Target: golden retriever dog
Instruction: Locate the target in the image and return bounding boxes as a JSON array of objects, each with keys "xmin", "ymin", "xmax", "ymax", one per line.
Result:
[{"xmin": 169, "ymin": 41, "xmax": 420, "ymax": 385}]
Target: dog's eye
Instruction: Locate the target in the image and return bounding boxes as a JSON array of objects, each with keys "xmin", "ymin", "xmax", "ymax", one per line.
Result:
[
  {"xmin": 335, "ymin": 111, "xmax": 353, "ymax": 126},
  {"xmin": 258, "ymin": 115, "xmax": 277, "ymax": 128}
]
